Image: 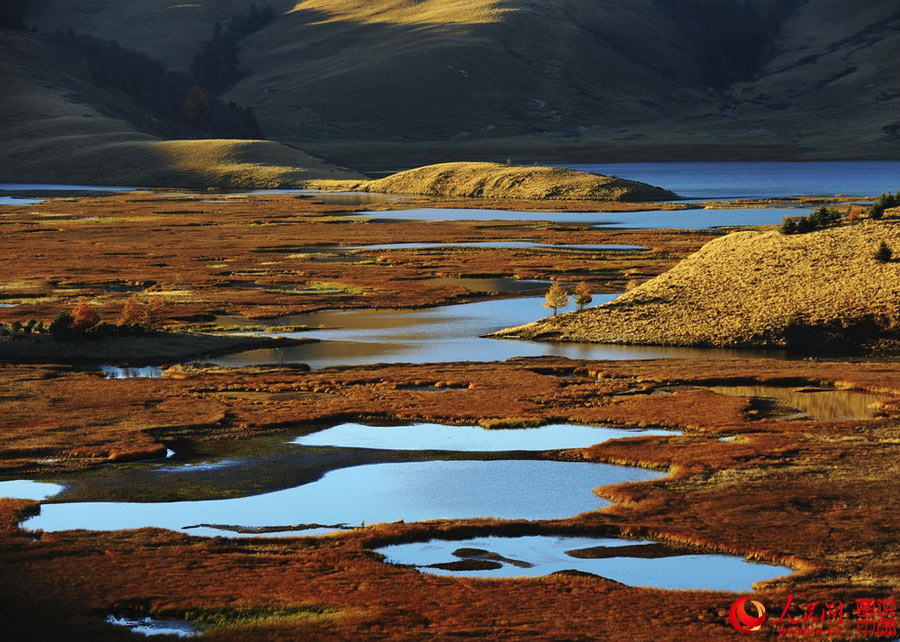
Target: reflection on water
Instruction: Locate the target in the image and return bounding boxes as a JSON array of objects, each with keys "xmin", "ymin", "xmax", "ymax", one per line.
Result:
[
  {"xmin": 555, "ymin": 161, "xmax": 900, "ymax": 199},
  {"xmin": 0, "ymin": 480, "xmax": 64, "ymax": 500},
  {"xmin": 706, "ymin": 386, "xmax": 889, "ymax": 419},
  {"xmin": 24, "ymin": 460, "xmax": 663, "ymax": 536},
  {"xmin": 293, "ymin": 422, "xmax": 677, "ymax": 451},
  {"xmin": 357, "ymin": 206, "xmax": 803, "ymax": 228},
  {"xmin": 210, "ymin": 296, "xmax": 784, "ymax": 369},
  {"xmin": 100, "ymin": 366, "xmax": 164, "ymax": 379},
  {"xmin": 0, "ymin": 197, "xmax": 44, "ymax": 206},
  {"xmin": 347, "ymin": 241, "xmax": 648, "ymax": 251},
  {"xmin": 239, "ymin": 189, "xmax": 403, "ymax": 206},
  {"xmin": 106, "ymin": 614, "xmax": 198, "ymax": 638},
  {"xmin": 377, "ymin": 535, "xmax": 791, "ymax": 589}
]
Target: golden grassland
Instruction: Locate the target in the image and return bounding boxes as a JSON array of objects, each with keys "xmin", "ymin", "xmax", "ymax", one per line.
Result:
[
  {"xmin": 356, "ymin": 162, "xmax": 678, "ymax": 201},
  {"xmin": 1, "ymin": 356, "xmax": 899, "ymax": 639},
  {"xmin": 497, "ymin": 213, "xmax": 900, "ymax": 350}
]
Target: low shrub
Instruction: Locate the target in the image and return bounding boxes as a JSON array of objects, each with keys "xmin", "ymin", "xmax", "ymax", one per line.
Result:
[
  {"xmin": 869, "ymin": 192, "xmax": 899, "ymax": 220},
  {"xmin": 874, "ymin": 241, "xmax": 893, "ymax": 263},
  {"xmin": 780, "ymin": 207, "xmax": 842, "ymax": 235},
  {"xmin": 49, "ymin": 311, "xmax": 74, "ymax": 339}
]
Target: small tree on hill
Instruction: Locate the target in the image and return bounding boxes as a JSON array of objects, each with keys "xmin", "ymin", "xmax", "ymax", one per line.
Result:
[
  {"xmin": 543, "ymin": 282, "xmax": 570, "ymax": 316},
  {"xmin": 574, "ymin": 281, "xmax": 593, "ymax": 311},
  {"xmin": 874, "ymin": 241, "xmax": 893, "ymax": 263}
]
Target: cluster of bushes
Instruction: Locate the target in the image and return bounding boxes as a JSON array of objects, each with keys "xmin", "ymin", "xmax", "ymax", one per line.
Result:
[
  {"xmin": 49, "ymin": 30, "xmax": 260, "ymax": 139},
  {"xmin": 0, "ymin": 319, "xmax": 45, "ymax": 336},
  {"xmin": 869, "ymin": 192, "xmax": 900, "ymax": 220},
  {"xmin": 780, "ymin": 207, "xmax": 842, "ymax": 235},
  {"xmin": 2, "ymin": 298, "xmax": 169, "ymax": 341},
  {"xmin": 191, "ymin": 2, "xmax": 275, "ymax": 94}
]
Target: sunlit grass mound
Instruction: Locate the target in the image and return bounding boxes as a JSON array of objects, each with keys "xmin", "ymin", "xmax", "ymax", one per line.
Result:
[
  {"xmin": 495, "ymin": 216, "xmax": 900, "ymax": 351},
  {"xmin": 361, "ymin": 162, "xmax": 677, "ymax": 201}
]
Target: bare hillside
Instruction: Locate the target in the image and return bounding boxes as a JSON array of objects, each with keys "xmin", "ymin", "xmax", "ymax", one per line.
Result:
[{"xmin": 16, "ymin": 0, "xmax": 900, "ymax": 167}]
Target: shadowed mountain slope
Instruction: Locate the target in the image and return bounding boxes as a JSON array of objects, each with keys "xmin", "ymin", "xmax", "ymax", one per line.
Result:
[{"xmin": 14, "ymin": 0, "xmax": 900, "ymax": 173}]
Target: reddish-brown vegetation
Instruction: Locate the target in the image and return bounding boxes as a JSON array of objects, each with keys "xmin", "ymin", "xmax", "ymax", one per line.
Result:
[
  {"xmin": 1, "ymin": 353, "xmax": 898, "ymax": 639},
  {"xmin": 0, "ymin": 193, "xmax": 706, "ymax": 325}
]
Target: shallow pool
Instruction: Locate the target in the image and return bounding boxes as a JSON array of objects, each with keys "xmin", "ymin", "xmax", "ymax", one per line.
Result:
[
  {"xmin": 706, "ymin": 385, "xmax": 890, "ymax": 419},
  {"xmin": 376, "ymin": 535, "xmax": 792, "ymax": 590},
  {"xmin": 356, "ymin": 207, "xmax": 803, "ymax": 228},
  {"xmin": 210, "ymin": 296, "xmax": 785, "ymax": 369},
  {"xmin": 25, "ymin": 460, "xmax": 663, "ymax": 537},
  {"xmin": 293, "ymin": 422, "xmax": 676, "ymax": 451},
  {"xmin": 346, "ymin": 241, "xmax": 648, "ymax": 251},
  {"xmin": 0, "ymin": 480, "xmax": 64, "ymax": 500}
]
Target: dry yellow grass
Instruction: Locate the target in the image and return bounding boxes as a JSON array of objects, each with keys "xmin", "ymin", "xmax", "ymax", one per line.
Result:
[
  {"xmin": 496, "ymin": 217, "xmax": 900, "ymax": 348},
  {"xmin": 359, "ymin": 162, "xmax": 676, "ymax": 201}
]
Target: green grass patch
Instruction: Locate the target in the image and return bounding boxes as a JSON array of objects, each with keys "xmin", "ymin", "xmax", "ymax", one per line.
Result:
[{"xmin": 177, "ymin": 605, "xmax": 343, "ymax": 630}]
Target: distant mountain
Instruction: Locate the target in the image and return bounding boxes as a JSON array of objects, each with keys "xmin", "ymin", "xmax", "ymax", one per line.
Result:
[{"xmin": 9, "ymin": 0, "xmax": 900, "ymax": 179}]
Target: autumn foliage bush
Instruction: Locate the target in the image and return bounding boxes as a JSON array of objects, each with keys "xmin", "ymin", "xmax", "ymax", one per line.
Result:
[
  {"xmin": 71, "ymin": 300, "xmax": 100, "ymax": 331},
  {"xmin": 117, "ymin": 296, "xmax": 167, "ymax": 330}
]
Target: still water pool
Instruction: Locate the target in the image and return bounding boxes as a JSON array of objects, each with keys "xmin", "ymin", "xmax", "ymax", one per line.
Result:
[{"xmin": 25, "ymin": 460, "xmax": 663, "ymax": 537}]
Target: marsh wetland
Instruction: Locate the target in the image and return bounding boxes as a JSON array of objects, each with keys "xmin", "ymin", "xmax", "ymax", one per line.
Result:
[{"xmin": 2, "ymin": 164, "xmax": 899, "ymax": 641}]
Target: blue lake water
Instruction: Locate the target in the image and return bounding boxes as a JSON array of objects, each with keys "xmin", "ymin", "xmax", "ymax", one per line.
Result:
[
  {"xmin": 293, "ymin": 422, "xmax": 677, "ymax": 451},
  {"xmin": 346, "ymin": 241, "xmax": 648, "ymax": 251},
  {"xmin": 376, "ymin": 535, "xmax": 792, "ymax": 590},
  {"xmin": 555, "ymin": 161, "xmax": 900, "ymax": 199},
  {"xmin": 357, "ymin": 206, "xmax": 803, "ymax": 228},
  {"xmin": 25, "ymin": 460, "xmax": 664, "ymax": 537},
  {"xmin": 0, "ymin": 197, "xmax": 44, "ymax": 206}
]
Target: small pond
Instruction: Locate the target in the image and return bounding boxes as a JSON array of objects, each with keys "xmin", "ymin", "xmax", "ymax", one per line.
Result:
[
  {"xmin": 356, "ymin": 207, "xmax": 803, "ymax": 228},
  {"xmin": 0, "ymin": 480, "xmax": 65, "ymax": 500},
  {"xmin": 706, "ymin": 385, "xmax": 890, "ymax": 419},
  {"xmin": 24, "ymin": 460, "xmax": 663, "ymax": 537},
  {"xmin": 376, "ymin": 535, "xmax": 792, "ymax": 590},
  {"xmin": 100, "ymin": 366, "xmax": 164, "ymax": 379},
  {"xmin": 346, "ymin": 241, "xmax": 648, "ymax": 251},
  {"xmin": 107, "ymin": 614, "xmax": 198, "ymax": 638},
  {"xmin": 293, "ymin": 422, "xmax": 676, "ymax": 451}
]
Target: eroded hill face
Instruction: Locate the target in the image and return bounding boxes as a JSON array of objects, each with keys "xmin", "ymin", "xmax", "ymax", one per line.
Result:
[{"xmin": 17, "ymin": 0, "xmax": 900, "ymax": 166}]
